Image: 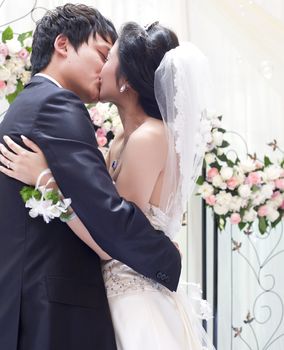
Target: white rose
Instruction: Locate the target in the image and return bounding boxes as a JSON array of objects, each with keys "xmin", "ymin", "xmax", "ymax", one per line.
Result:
[
  {"xmin": 205, "ymin": 153, "xmax": 216, "ymax": 165},
  {"xmin": 216, "ymin": 191, "xmax": 232, "ymax": 207},
  {"xmin": 212, "ymin": 175, "xmax": 227, "ymax": 189},
  {"xmin": 23, "ymin": 37, "xmax": 33, "ymax": 48},
  {"xmin": 238, "ymin": 184, "xmax": 251, "ymax": 199},
  {"xmin": 0, "ymin": 54, "xmax": 5, "ymax": 65},
  {"xmin": 234, "ymin": 166, "xmax": 245, "ymax": 184},
  {"xmin": 229, "ymin": 196, "xmax": 243, "ymax": 212},
  {"xmin": 211, "ymin": 117, "xmax": 222, "ymax": 128},
  {"xmin": 220, "ymin": 167, "xmax": 233, "ymax": 181},
  {"xmin": 213, "ymin": 203, "xmax": 229, "ymax": 216},
  {"xmin": 95, "ymin": 102, "xmax": 109, "ymax": 117},
  {"xmin": 6, "ymin": 39, "xmax": 22, "ymax": 54},
  {"xmin": 260, "ymin": 183, "xmax": 274, "ymax": 200},
  {"xmin": 243, "ymin": 208, "xmax": 257, "ymax": 222},
  {"xmin": 263, "ymin": 165, "xmax": 282, "ymax": 181},
  {"xmin": 270, "ymin": 194, "xmax": 283, "ymax": 208},
  {"xmin": 212, "ymin": 130, "xmax": 223, "ymax": 147},
  {"xmin": 20, "ymin": 70, "xmax": 31, "ymax": 85},
  {"xmin": 103, "ymin": 121, "xmax": 112, "ymax": 132},
  {"xmin": 217, "ymin": 147, "xmax": 224, "ymax": 156},
  {"xmin": 240, "ymin": 158, "xmax": 256, "ymax": 173},
  {"xmin": 0, "ymin": 65, "xmax": 11, "ymax": 80},
  {"xmin": 6, "ymin": 81, "xmax": 17, "ymax": 94},
  {"xmin": 0, "ymin": 89, "xmax": 6, "ymax": 99},
  {"xmin": 266, "ymin": 206, "xmax": 280, "ymax": 222},
  {"xmin": 197, "ymin": 183, "xmax": 214, "ymax": 198},
  {"xmin": 252, "ymin": 189, "xmax": 266, "ymax": 206}
]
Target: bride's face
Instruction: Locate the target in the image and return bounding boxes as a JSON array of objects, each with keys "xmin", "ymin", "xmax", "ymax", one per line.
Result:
[{"xmin": 99, "ymin": 42, "xmax": 122, "ymax": 103}]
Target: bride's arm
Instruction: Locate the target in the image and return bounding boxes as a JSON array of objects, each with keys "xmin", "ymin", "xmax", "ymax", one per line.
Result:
[{"xmin": 0, "ymin": 135, "xmax": 111, "ymax": 260}]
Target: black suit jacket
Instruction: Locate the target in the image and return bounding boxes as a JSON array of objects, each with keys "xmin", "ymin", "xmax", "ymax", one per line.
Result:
[{"xmin": 0, "ymin": 76, "xmax": 181, "ymax": 350}]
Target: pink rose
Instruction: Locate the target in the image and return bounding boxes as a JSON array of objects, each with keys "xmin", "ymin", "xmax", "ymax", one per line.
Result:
[
  {"xmin": 280, "ymin": 201, "xmax": 284, "ymax": 210},
  {"xmin": 0, "ymin": 80, "xmax": 6, "ymax": 90},
  {"xmin": 207, "ymin": 167, "xmax": 219, "ymax": 179},
  {"xmin": 205, "ymin": 195, "xmax": 216, "ymax": 206},
  {"xmin": 258, "ymin": 205, "xmax": 268, "ymax": 217},
  {"xmin": 0, "ymin": 43, "xmax": 8, "ymax": 57},
  {"xmin": 255, "ymin": 161, "xmax": 263, "ymax": 170},
  {"xmin": 96, "ymin": 128, "xmax": 106, "ymax": 137},
  {"xmin": 246, "ymin": 171, "xmax": 262, "ymax": 185},
  {"xmin": 227, "ymin": 177, "xmax": 238, "ymax": 190},
  {"xmin": 18, "ymin": 48, "xmax": 29, "ymax": 60},
  {"xmin": 272, "ymin": 191, "xmax": 280, "ymax": 199},
  {"xmin": 97, "ymin": 136, "xmax": 107, "ymax": 147},
  {"xmin": 89, "ymin": 107, "xmax": 104, "ymax": 126},
  {"xmin": 230, "ymin": 213, "xmax": 241, "ymax": 225},
  {"xmin": 275, "ymin": 178, "xmax": 284, "ymax": 190}
]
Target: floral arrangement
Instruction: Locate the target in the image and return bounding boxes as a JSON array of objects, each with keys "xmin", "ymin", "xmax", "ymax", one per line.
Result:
[
  {"xmin": 0, "ymin": 26, "xmax": 32, "ymax": 103},
  {"xmin": 197, "ymin": 117, "xmax": 284, "ymax": 234},
  {"xmin": 20, "ymin": 185, "xmax": 72, "ymax": 224},
  {"xmin": 87, "ymin": 102, "xmax": 121, "ymax": 150}
]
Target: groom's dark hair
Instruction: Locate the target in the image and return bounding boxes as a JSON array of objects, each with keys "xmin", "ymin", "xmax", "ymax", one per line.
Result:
[{"xmin": 31, "ymin": 3, "xmax": 117, "ymax": 75}]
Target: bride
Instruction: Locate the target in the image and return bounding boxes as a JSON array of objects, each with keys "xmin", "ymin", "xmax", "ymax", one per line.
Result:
[{"xmin": 0, "ymin": 21, "xmax": 214, "ymax": 349}]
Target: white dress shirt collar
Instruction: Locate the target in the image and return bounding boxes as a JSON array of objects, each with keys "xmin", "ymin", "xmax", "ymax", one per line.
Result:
[{"xmin": 34, "ymin": 73, "xmax": 63, "ymax": 88}]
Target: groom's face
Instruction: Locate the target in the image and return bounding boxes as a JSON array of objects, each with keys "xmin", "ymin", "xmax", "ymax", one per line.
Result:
[{"xmin": 63, "ymin": 34, "xmax": 113, "ymax": 103}]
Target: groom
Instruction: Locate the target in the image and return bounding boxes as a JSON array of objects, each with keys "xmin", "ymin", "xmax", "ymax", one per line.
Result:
[{"xmin": 0, "ymin": 4, "xmax": 181, "ymax": 350}]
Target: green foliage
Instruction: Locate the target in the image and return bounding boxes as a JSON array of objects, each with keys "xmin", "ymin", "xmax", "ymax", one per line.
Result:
[
  {"xmin": 17, "ymin": 30, "xmax": 32, "ymax": 46},
  {"xmin": 20, "ymin": 186, "xmax": 41, "ymax": 202},
  {"xmin": 6, "ymin": 80, "xmax": 24, "ymax": 104},
  {"xmin": 2, "ymin": 26, "xmax": 13, "ymax": 42}
]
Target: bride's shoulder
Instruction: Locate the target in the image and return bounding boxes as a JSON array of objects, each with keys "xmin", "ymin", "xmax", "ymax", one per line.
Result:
[{"xmin": 132, "ymin": 118, "xmax": 166, "ymax": 142}]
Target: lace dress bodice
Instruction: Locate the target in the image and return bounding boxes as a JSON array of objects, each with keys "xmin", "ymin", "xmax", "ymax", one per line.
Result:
[{"xmin": 101, "ymin": 204, "xmax": 171, "ymax": 298}]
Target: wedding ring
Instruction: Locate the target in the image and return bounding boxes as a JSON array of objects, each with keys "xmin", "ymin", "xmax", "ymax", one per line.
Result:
[{"xmin": 7, "ymin": 161, "xmax": 11, "ymax": 169}]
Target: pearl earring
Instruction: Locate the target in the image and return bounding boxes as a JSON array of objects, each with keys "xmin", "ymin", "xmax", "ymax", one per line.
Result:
[{"xmin": 120, "ymin": 84, "xmax": 127, "ymax": 93}]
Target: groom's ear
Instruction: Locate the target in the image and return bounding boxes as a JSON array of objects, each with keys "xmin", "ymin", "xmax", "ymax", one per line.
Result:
[{"xmin": 54, "ymin": 34, "xmax": 69, "ymax": 57}]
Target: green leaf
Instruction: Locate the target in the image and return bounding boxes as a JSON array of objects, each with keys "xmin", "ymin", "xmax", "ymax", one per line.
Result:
[
  {"xmin": 227, "ymin": 159, "xmax": 235, "ymax": 168},
  {"xmin": 264, "ymin": 156, "xmax": 273, "ymax": 167},
  {"xmin": 17, "ymin": 30, "xmax": 32, "ymax": 46},
  {"xmin": 60, "ymin": 212, "xmax": 70, "ymax": 220},
  {"xmin": 196, "ymin": 176, "xmax": 205, "ymax": 186},
  {"xmin": 2, "ymin": 26, "xmax": 13, "ymax": 43},
  {"xmin": 217, "ymin": 154, "xmax": 228, "ymax": 162},
  {"xmin": 210, "ymin": 162, "xmax": 222, "ymax": 171},
  {"xmin": 258, "ymin": 217, "xmax": 268, "ymax": 234},
  {"xmin": 238, "ymin": 222, "xmax": 247, "ymax": 231},
  {"xmin": 20, "ymin": 186, "xmax": 41, "ymax": 202},
  {"xmin": 6, "ymin": 80, "xmax": 24, "ymax": 104},
  {"xmin": 221, "ymin": 140, "xmax": 230, "ymax": 148},
  {"xmin": 44, "ymin": 190, "xmax": 60, "ymax": 204},
  {"xmin": 271, "ymin": 215, "xmax": 282, "ymax": 228},
  {"xmin": 238, "ymin": 222, "xmax": 246, "ymax": 231},
  {"xmin": 251, "ymin": 185, "xmax": 259, "ymax": 193},
  {"xmin": 217, "ymin": 127, "xmax": 226, "ymax": 133}
]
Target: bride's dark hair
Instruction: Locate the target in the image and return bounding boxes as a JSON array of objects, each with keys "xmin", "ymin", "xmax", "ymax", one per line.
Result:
[{"xmin": 117, "ymin": 22, "xmax": 179, "ymax": 120}]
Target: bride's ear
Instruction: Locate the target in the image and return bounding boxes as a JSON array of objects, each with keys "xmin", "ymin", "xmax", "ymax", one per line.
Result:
[
  {"xmin": 54, "ymin": 34, "xmax": 69, "ymax": 57},
  {"xmin": 119, "ymin": 79, "xmax": 131, "ymax": 93}
]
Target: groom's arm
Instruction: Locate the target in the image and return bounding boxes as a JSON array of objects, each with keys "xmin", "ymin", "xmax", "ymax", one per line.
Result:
[{"xmin": 30, "ymin": 89, "xmax": 181, "ymax": 291}]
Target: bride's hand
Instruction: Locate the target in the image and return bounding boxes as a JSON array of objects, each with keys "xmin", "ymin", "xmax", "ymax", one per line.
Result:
[{"xmin": 0, "ymin": 135, "xmax": 49, "ymax": 186}]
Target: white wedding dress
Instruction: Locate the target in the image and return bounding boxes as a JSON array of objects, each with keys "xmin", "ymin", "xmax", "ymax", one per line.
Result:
[{"xmin": 102, "ymin": 204, "xmax": 213, "ymax": 350}]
